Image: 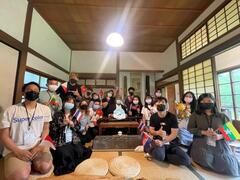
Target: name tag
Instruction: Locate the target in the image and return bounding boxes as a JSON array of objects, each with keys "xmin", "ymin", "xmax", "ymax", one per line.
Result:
[
  {"xmin": 23, "ymin": 130, "xmax": 37, "ymax": 146},
  {"xmin": 207, "ymin": 137, "xmax": 216, "ymax": 147},
  {"xmin": 65, "ymin": 127, "xmax": 72, "ymax": 143}
]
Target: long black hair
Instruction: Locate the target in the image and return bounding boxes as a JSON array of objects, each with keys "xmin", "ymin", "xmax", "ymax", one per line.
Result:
[
  {"xmin": 196, "ymin": 93, "xmax": 219, "ymax": 115},
  {"xmin": 132, "ymin": 95, "xmax": 143, "ymax": 107},
  {"xmin": 63, "ymin": 95, "xmax": 77, "ymax": 116},
  {"xmin": 181, "ymin": 91, "xmax": 197, "ymax": 113},
  {"xmin": 144, "ymin": 95, "xmax": 154, "ymax": 110}
]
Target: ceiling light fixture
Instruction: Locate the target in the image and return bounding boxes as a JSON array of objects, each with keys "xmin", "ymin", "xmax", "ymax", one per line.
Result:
[{"xmin": 106, "ymin": 32, "xmax": 124, "ymax": 47}]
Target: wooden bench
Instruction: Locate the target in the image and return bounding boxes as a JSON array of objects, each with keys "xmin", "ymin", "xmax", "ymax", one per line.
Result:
[{"xmin": 98, "ymin": 121, "xmax": 139, "ymax": 135}]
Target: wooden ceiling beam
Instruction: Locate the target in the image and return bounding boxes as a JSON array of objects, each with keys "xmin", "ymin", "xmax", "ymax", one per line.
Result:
[
  {"xmin": 69, "ymin": 44, "xmax": 168, "ymax": 52},
  {"xmin": 32, "ymin": 3, "xmax": 204, "ymax": 13},
  {"xmin": 47, "ymin": 21, "xmax": 187, "ymax": 29}
]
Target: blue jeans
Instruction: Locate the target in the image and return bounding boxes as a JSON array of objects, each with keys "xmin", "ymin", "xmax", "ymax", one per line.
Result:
[{"xmin": 147, "ymin": 143, "xmax": 191, "ymax": 166}]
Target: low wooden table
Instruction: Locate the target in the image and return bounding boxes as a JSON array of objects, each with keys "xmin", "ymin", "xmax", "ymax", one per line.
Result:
[
  {"xmin": 93, "ymin": 135, "xmax": 142, "ymax": 152},
  {"xmin": 98, "ymin": 121, "xmax": 140, "ymax": 135}
]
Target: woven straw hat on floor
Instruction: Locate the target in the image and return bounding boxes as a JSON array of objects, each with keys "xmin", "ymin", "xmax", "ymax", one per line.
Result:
[
  {"xmin": 74, "ymin": 158, "xmax": 108, "ymax": 176},
  {"xmin": 109, "ymin": 156, "xmax": 141, "ymax": 178}
]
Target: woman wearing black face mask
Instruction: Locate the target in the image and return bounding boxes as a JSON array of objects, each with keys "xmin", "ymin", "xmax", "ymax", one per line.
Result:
[
  {"xmin": 124, "ymin": 87, "xmax": 135, "ymax": 114},
  {"xmin": 188, "ymin": 93, "xmax": 240, "ymax": 176}
]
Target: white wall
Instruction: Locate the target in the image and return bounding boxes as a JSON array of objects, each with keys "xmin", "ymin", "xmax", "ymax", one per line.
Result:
[
  {"xmin": 71, "ymin": 41, "xmax": 178, "ymax": 76},
  {"xmin": 71, "ymin": 51, "xmax": 117, "ymax": 73},
  {"xmin": 161, "ymin": 41, "xmax": 178, "ymax": 75},
  {"xmin": 119, "ymin": 52, "xmax": 164, "ymax": 71},
  {"xmin": 27, "ymin": 53, "xmax": 69, "ymax": 81},
  {"xmin": 120, "ymin": 42, "xmax": 177, "ymax": 73},
  {"xmin": 0, "ymin": 0, "xmax": 28, "ymax": 42},
  {"xmin": 0, "ymin": 42, "xmax": 19, "ymax": 112},
  {"xmin": 215, "ymin": 44, "xmax": 240, "ymax": 71},
  {"xmin": 29, "ymin": 9, "xmax": 71, "ymax": 71}
]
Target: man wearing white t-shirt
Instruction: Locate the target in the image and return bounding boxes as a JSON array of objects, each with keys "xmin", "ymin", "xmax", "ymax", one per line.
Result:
[{"xmin": 0, "ymin": 82, "xmax": 53, "ymax": 180}]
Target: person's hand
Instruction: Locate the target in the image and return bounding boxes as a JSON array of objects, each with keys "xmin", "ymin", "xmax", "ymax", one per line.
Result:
[
  {"xmin": 129, "ymin": 111, "xmax": 132, "ymax": 116},
  {"xmin": 73, "ymin": 91, "xmax": 80, "ymax": 97},
  {"xmin": 154, "ymin": 139, "xmax": 164, "ymax": 147},
  {"xmin": 85, "ymin": 124, "xmax": 89, "ymax": 131},
  {"xmin": 64, "ymin": 114, "xmax": 72, "ymax": 124},
  {"xmin": 157, "ymin": 127, "xmax": 166, "ymax": 138},
  {"xmin": 13, "ymin": 149, "xmax": 33, "ymax": 161},
  {"xmin": 201, "ymin": 129, "xmax": 215, "ymax": 137},
  {"xmin": 30, "ymin": 145, "xmax": 45, "ymax": 160},
  {"xmin": 69, "ymin": 120, "xmax": 74, "ymax": 127},
  {"xmin": 44, "ymin": 102, "xmax": 50, "ymax": 106},
  {"xmin": 214, "ymin": 134, "xmax": 223, "ymax": 141}
]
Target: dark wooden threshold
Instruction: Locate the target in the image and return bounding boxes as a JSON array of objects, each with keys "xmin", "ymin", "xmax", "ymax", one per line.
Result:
[
  {"xmin": 26, "ymin": 66, "xmax": 65, "ymax": 83},
  {"xmin": 0, "ymin": 30, "xmax": 24, "ymax": 51},
  {"xmin": 75, "ymin": 73, "xmax": 116, "ymax": 80}
]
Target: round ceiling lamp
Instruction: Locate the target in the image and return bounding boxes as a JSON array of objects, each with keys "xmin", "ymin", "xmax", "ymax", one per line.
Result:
[{"xmin": 106, "ymin": 32, "xmax": 124, "ymax": 47}]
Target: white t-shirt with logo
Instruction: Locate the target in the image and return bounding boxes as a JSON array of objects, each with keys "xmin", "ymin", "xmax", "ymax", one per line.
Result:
[{"xmin": 0, "ymin": 103, "xmax": 52, "ymax": 156}]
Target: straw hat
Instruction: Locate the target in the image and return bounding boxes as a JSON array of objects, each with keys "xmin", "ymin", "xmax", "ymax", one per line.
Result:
[
  {"xmin": 109, "ymin": 156, "xmax": 141, "ymax": 178},
  {"xmin": 74, "ymin": 158, "xmax": 108, "ymax": 176}
]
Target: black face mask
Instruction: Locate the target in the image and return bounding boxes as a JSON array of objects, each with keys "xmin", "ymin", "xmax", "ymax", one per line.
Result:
[
  {"xmin": 199, "ymin": 103, "xmax": 215, "ymax": 110},
  {"xmin": 80, "ymin": 104, "xmax": 88, "ymax": 110},
  {"xmin": 157, "ymin": 104, "xmax": 166, "ymax": 112},
  {"xmin": 25, "ymin": 91, "xmax": 39, "ymax": 101},
  {"xmin": 129, "ymin": 91, "xmax": 134, "ymax": 96}
]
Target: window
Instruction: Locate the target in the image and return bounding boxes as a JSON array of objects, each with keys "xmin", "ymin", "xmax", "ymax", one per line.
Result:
[
  {"xmin": 24, "ymin": 71, "xmax": 61, "ymax": 92},
  {"xmin": 218, "ymin": 68, "xmax": 240, "ymax": 120},
  {"xmin": 180, "ymin": 0, "xmax": 240, "ymax": 60},
  {"xmin": 208, "ymin": 0, "xmax": 240, "ymax": 43},
  {"xmin": 181, "ymin": 25, "xmax": 208, "ymax": 59},
  {"xmin": 182, "ymin": 59, "xmax": 214, "ymax": 98}
]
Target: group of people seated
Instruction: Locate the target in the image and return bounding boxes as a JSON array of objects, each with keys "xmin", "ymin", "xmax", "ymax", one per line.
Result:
[
  {"xmin": 0, "ymin": 72, "xmax": 239, "ymax": 179},
  {"xmin": 143, "ymin": 92, "xmax": 240, "ymax": 177}
]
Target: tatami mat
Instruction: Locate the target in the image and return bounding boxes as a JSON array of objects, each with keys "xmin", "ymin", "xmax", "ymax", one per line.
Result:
[
  {"xmin": 191, "ymin": 162, "xmax": 240, "ymax": 180},
  {"xmin": 122, "ymin": 152, "xmax": 198, "ymax": 180}
]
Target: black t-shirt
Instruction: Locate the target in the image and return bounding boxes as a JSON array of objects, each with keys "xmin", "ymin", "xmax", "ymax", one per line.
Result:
[
  {"xmin": 150, "ymin": 112, "xmax": 178, "ymax": 136},
  {"xmin": 56, "ymin": 82, "xmax": 82, "ymax": 102},
  {"xmin": 102, "ymin": 105, "xmax": 109, "ymax": 117}
]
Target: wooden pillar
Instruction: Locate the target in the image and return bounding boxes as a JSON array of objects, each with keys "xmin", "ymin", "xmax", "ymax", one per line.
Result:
[
  {"xmin": 211, "ymin": 57, "xmax": 221, "ymax": 109},
  {"xmin": 176, "ymin": 40, "xmax": 184, "ymax": 97},
  {"xmin": 116, "ymin": 51, "xmax": 120, "ymax": 88},
  {"xmin": 13, "ymin": 1, "xmax": 33, "ymax": 103}
]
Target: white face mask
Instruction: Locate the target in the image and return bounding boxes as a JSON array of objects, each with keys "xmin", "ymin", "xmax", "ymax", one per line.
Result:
[
  {"xmin": 155, "ymin": 92, "xmax": 161, "ymax": 97},
  {"xmin": 93, "ymin": 104, "xmax": 100, "ymax": 110},
  {"xmin": 116, "ymin": 100, "xmax": 122, "ymax": 105},
  {"xmin": 48, "ymin": 85, "xmax": 58, "ymax": 92},
  {"xmin": 107, "ymin": 93, "xmax": 112, "ymax": 97},
  {"xmin": 184, "ymin": 97, "xmax": 193, "ymax": 104},
  {"xmin": 133, "ymin": 100, "xmax": 139, "ymax": 105},
  {"xmin": 145, "ymin": 99, "xmax": 152, "ymax": 104},
  {"xmin": 93, "ymin": 96, "xmax": 99, "ymax": 100}
]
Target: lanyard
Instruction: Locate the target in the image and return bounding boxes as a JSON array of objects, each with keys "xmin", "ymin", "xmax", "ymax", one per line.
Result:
[
  {"xmin": 47, "ymin": 90, "xmax": 52, "ymax": 101},
  {"xmin": 205, "ymin": 114, "xmax": 213, "ymax": 129},
  {"xmin": 23, "ymin": 103, "xmax": 37, "ymax": 130},
  {"xmin": 47, "ymin": 90, "xmax": 55, "ymax": 102}
]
